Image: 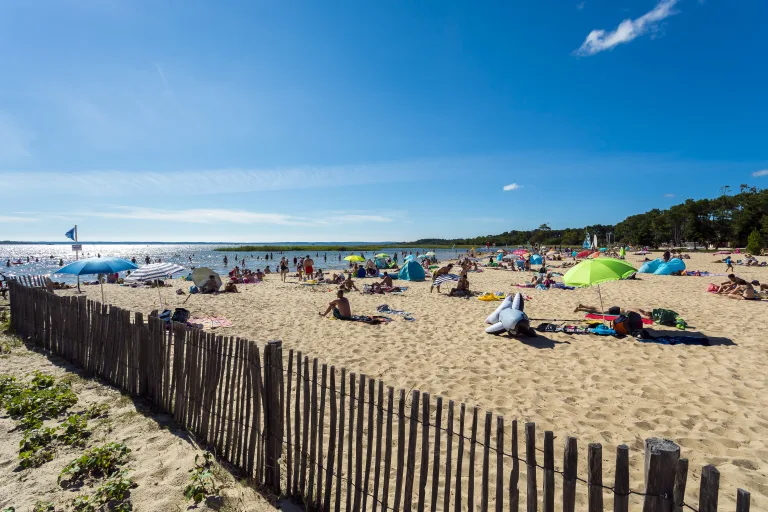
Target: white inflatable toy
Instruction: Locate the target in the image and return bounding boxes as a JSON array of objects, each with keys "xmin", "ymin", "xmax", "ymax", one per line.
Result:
[{"xmin": 484, "ymin": 293, "xmax": 536, "ymax": 337}]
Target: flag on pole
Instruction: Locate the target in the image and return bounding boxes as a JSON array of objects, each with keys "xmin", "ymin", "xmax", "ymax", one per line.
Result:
[{"xmin": 65, "ymin": 227, "xmax": 76, "ymax": 240}]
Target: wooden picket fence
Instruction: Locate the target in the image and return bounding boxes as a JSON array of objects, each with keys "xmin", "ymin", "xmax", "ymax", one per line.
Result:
[{"xmin": 7, "ymin": 281, "xmax": 755, "ymax": 511}]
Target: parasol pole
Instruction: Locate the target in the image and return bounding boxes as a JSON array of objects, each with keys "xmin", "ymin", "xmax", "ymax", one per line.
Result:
[
  {"xmin": 598, "ymin": 284, "xmax": 606, "ymax": 326},
  {"xmin": 100, "ymin": 278, "xmax": 104, "ymax": 303},
  {"xmin": 75, "ymin": 225, "xmax": 81, "ymax": 293},
  {"xmin": 157, "ymin": 278, "xmax": 162, "ymax": 309}
]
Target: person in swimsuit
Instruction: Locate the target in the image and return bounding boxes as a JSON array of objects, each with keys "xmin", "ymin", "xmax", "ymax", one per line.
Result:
[
  {"xmin": 280, "ymin": 258, "xmax": 289, "ymax": 282},
  {"xmin": 320, "ymin": 290, "xmax": 352, "ymax": 319},
  {"xmin": 430, "ymin": 264, "xmax": 454, "ymax": 293},
  {"xmin": 304, "ymin": 255, "xmax": 314, "ymax": 279}
]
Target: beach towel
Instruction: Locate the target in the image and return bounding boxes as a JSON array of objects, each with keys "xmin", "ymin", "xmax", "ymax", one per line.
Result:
[
  {"xmin": 584, "ymin": 313, "xmax": 652, "ymax": 325},
  {"xmin": 636, "ymin": 334, "xmax": 710, "ymax": 346},
  {"xmin": 432, "ymin": 274, "xmax": 460, "ymax": 287},
  {"xmin": 535, "ymin": 323, "xmax": 590, "ymax": 334},
  {"xmin": 188, "ymin": 317, "xmax": 234, "ymax": 329},
  {"xmin": 332, "ymin": 315, "xmax": 392, "ymax": 325},
  {"xmin": 377, "ymin": 304, "xmax": 415, "ymax": 321},
  {"xmin": 478, "ymin": 292, "xmax": 505, "ymax": 301},
  {"xmin": 551, "ymin": 283, "xmax": 575, "ymax": 290}
]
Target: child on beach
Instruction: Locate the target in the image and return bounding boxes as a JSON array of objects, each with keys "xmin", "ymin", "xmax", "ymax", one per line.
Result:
[{"xmin": 725, "ymin": 255, "xmax": 734, "ymax": 272}]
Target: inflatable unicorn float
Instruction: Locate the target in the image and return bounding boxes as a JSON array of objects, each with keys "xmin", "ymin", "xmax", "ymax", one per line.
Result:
[{"xmin": 484, "ymin": 292, "xmax": 537, "ymax": 338}]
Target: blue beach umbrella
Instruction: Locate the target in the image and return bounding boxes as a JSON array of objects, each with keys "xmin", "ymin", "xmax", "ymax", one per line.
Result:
[{"xmin": 56, "ymin": 257, "xmax": 138, "ymax": 302}]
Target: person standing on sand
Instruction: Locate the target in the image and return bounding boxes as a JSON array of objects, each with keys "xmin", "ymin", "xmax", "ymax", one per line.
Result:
[
  {"xmin": 430, "ymin": 263, "xmax": 454, "ymax": 293},
  {"xmin": 304, "ymin": 255, "xmax": 314, "ymax": 279},
  {"xmin": 280, "ymin": 257, "xmax": 289, "ymax": 282},
  {"xmin": 319, "ymin": 289, "xmax": 352, "ymax": 319},
  {"xmin": 725, "ymin": 255, "xmax": 734, "ymax": 272}
]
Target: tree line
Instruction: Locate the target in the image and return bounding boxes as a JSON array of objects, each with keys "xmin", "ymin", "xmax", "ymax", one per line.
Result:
[{"xmin": 410, "ymin": 185, "xmax": 768, "ymax": 251}]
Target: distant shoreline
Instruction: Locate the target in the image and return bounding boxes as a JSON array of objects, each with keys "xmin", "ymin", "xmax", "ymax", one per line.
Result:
[{"xmin": 215, "ymin": 244, "xmax": 472, "ymax": 252}]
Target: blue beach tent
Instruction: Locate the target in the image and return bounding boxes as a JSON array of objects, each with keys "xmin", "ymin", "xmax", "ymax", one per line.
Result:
[{"xmin": 398, "ymin": 260, "xmax": 426, "ymax": 281}]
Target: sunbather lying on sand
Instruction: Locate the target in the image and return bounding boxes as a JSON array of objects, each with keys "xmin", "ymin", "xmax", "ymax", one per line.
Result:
[
  {"xmin": 573, "ymin": 304, "xmax": 652, "ymax": 318},
  {"xmin": 320, "ymin": 290, "xmax": 352, "ymax": 319}
]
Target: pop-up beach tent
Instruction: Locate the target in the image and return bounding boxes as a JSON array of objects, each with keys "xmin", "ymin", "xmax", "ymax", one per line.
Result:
[{"xmin": 398, "ymin": 260, "xmax": 426, "ymax": 281}]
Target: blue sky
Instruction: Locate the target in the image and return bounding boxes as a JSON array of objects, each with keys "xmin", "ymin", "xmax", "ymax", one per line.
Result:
[{"xmin": 1, "ymin": 0, "xmax": 766, "ymax": 242}]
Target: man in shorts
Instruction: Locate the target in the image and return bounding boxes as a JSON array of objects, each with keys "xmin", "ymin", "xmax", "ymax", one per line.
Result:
[
  {"xmin": 304, "ymin": 255, "xmax": 314, "ymax": 279},
  {"xmin": 319, "ymin": 289, "xmax": 352, "ymax": 319}
]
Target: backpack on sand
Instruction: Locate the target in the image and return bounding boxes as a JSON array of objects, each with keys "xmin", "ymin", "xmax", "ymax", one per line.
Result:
[{"xmin": 613, "ymin": 312, "xmax": 644, "ymax": 335}]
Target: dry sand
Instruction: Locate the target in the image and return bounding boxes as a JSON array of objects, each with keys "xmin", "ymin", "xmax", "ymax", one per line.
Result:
[
  {"xmin": 57, "ymin": 252, "xmax": 768, "ymax": 509},
  {"xmin": 0, "ymin": 332, "xmax": 277, "ymax": 511}
]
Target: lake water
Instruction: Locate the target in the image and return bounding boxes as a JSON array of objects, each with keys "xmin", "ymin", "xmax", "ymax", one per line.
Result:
[{"xmin": 0, "ymin": 244, "xmax": 467, "ymax": 283}]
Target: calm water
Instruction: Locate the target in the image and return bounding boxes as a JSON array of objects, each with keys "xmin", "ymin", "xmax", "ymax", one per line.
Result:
[{"xmin": 0, "ymin": 244, "xmax": 466, "ymax": 283}]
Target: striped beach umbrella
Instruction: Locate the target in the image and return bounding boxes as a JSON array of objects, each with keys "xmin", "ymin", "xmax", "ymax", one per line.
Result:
[
  {"xmin": 125, "ymin": 262, "xmax": 186, "ymax": 282},
  {"xmin": 125, "ymin": 262, "xmax": 186, "ymax": 308}
]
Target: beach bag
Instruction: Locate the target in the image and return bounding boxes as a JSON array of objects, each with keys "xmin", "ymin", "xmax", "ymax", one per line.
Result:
[
  {"xmin": 613, "ymin": 312, "xmax": 643, "ymax": 335},
  {"xmin": 172, "ymin": 308, "xmax": 190, "ymax": 324},
  {"xmin": 652, "ymin": 308, "xmax": 678, "ymax": 326},
  {"xmin": 158, "ymin": 309, "xmax": 172, "ymax": 324}
]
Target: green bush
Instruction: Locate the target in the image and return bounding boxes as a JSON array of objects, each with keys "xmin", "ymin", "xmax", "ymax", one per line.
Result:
[
  {"xmin": 2, "ymin": 372, "xmax": 77, "ymax": 430},
  {"xmin": 184, "ymin": 452, "xmax": 220, "ymax": 504},
  {"xmin": 746, "ymin": 229, "xmax": 763, "ymax": 255},
  {"xmin": 19, "ymin": 426, "xmax": 57, "ymax": 468},
  {"xmin": 58, "ymin": 414, "xmax": 91, "ymax": 447},
  {"xmin": 32, "ymin": 502, "xmax": 55, "ymax": 512},
  {"xmin": 59, "ymin": 442, "xmax": 130, "ymax": 487},
  {"xmin": 72, "ymin": 471, "xmax": 135, "ymax": 512}
]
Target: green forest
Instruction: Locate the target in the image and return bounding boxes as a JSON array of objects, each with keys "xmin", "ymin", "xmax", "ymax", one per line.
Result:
[{"xmin": 409, "ymin": 185, "xmax": 768, "ymax": 251}]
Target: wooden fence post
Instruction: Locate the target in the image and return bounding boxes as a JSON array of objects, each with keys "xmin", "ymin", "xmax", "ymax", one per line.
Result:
[
  {"xmin": 614, "ymin": 445, "xmax": 630, "ymax": 512},
  {"xmin": 643, "ymin": 438, "xmax": 680, "ymax": 512},
  {"xmin": 588, "ymin": 443, "xmax": 603, "ymax": 512},
  {"xmin": 672, "ymin": 458, "xmax": 688, "ymax": 512},
  {"xmin": 543, "ymin": 431, "xmax": 554, "ymax": 512},
  {"xmin": 263, "ymin": 340, "xmax": 283, "ymax": 492},
  {"xmin": 736, "ymin": 489, "xmax": 750, "ymax": 512},
  {"xmin": 525, "ymin": 422, "xmax": 537, "ymax": 512},
  {"xmin": 563, "ymin": 437, "xmax": 577, "ymax": 512},
  {"xmin": 698, "ymin": 465, "xmax": 719, "ymax": 512}
]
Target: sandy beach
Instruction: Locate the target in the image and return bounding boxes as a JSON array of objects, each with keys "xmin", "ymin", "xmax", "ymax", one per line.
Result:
[{"xmin": 57, "ymin": 251, "xmax": 768, "ymax": 508}]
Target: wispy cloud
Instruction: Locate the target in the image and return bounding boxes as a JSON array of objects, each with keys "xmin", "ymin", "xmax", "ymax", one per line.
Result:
[
  {"xmin": 0, "ymin": 215, "xmax": 38, "ymax": 223},
  {"xmin": 328, "ymin": 214, "xmax": 393, "ymax": 223},
  {"xmin": 752, "ymin": 169, "xmax": 768, "ymax": 177},
  {"xmin": 575, "ymin": 0, "xmax": 679, "ymax": 56},
  {"xmin": 503, "ymin": 183, "xmax": 522, "ymax": 191},
  {"xmin": 40, "ymin": 206, "xmax": 393, "ymax": 226},
  {"xmin": 577, "ymin": 1, "xmax": 585, "ymax": 10},
  {"xmin": 0, "ymin": 165, "xmax": 413, "ymax": 197},
  {"xmin": 664, "ymin": 193, "xmax": 675, "ymax": 198}
]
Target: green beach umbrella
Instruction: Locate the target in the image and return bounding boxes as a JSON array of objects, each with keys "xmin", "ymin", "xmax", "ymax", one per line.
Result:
[
  {"xmin": 563, "ymin": 258, "xmax": 637, "ymax": 324},
  {"xmin": 424, "ymin": 251, "xmax": 436, "ymax": 257},
  {"xmin": 375, "ymin": 253, "xmax": 390, "ymax": 258},
  {"xmin": 344, "ymin": 255, "xmax": 365, "ymax": 262}
]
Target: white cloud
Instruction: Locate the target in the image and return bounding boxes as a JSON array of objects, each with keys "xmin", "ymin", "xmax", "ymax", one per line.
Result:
[
  {"xmin": 577, "ymin": 1, "xmax": 585, "ymax": 10},
  {"xmin": 575, "ymin": 0, "xmax": 679, "ymax": 56},
  {"xmin": 43, "ymin": 206, "xmax": 393, "ymax": 226},
  {"xmin": 664, "ymin": 193, "xmax": 675, "ymax": 198},
  {"xmin": 0, "ymin": 165, "xmax": 412, "ymax": 198},
  {"xmin": 328, "ymin": 214, "xmax": 393, "ymax": 223},
  {"xmin": 0, "ymin": 215, "xmax": 38, "ymax": 223},
  {"xmin": 503, "ymin": 183, "xmax": 522, "ymax": 191},
  {"xmin": 752, "ymin": 169, "xmax": 768, "ymax": 177}
]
